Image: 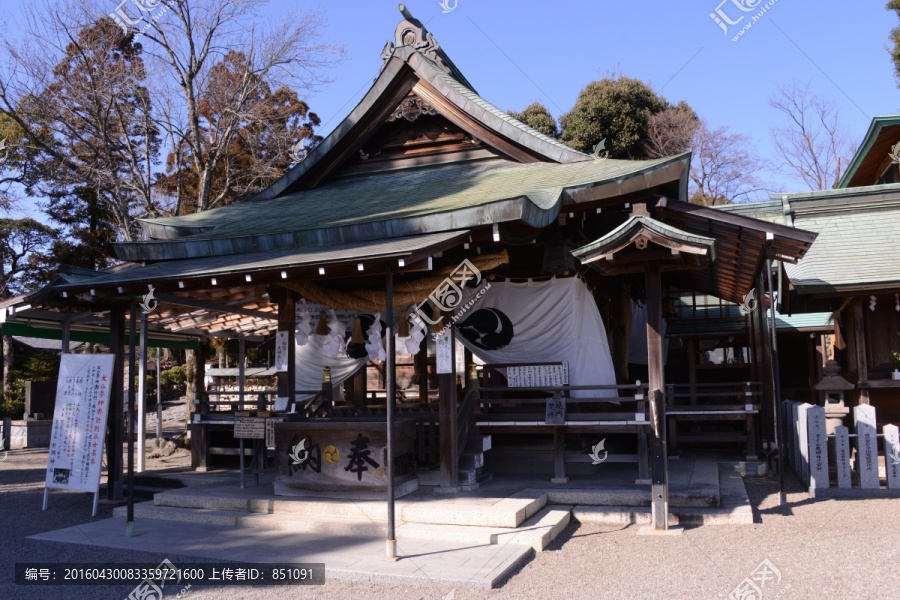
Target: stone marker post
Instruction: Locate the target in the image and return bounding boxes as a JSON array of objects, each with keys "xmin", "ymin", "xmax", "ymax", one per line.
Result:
[
  {"xmin": 791, "ymin": 401, "xmax": 802, "ymax": 475},
  {"xmin": 854, "ymin": 404, "xmax": 879, "ymax": 489},
  {"xmin": 797, "ymin": 403, "xmax": 812, "ymax": 486},
  {"xmin": 833, "ymin": 426, "xmax": 852, "ymax": 489},
  {"xmin": 883, "ymin": 424, "xmax": 900, "ymax": 490},
  {"xmin": 806, "ymin": 405, "xmax": 828, "ymax": 497}
]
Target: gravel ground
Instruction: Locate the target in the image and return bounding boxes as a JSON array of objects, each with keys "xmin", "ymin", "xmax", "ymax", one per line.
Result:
[{"xmin": 2, "ymin": 442, "xmax": 898, "ymax": 600}]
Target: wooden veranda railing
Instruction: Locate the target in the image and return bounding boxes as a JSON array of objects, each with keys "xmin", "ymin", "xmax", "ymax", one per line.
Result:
[{"xmin": 665, "ymin": 381, "xmax": 763, "ymax": 459}]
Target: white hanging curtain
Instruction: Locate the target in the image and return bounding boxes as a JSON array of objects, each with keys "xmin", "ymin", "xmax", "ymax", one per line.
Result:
[{"xmin": 452, "ymin": 277, "xmax": 618, "ymax": 399}]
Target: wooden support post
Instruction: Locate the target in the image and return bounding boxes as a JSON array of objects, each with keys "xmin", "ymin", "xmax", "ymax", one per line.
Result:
[
  {"xmin": 107, "ymin": 307, "xmax": 125, "ymax": 500},
  {"xmin": 350, "ymin": 367, "xmax": 367, "ymax": 410},
  {"xmin": 551, "ymin": 427, "xmax": 568, "ymax": 483},
  {"xmin": 194, "ymin": 342, "xmax": 208, "ymax": 471},
  {"xmin": 238, "ymin": 339, "xmax": 246, "ymax": 412},
  {"xmin": 415, "ymin": 341, "xmax": 428, "ymax": 405},
  {"xmin": 439, "ymin": 328, "xmax": 459, "ymax": 489},
  {"xmin": 276, "ymin": 295, "xmax": 296, "ymax": 409}
]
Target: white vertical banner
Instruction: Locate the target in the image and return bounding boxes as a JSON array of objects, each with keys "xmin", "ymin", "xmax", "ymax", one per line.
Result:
[
  {"xmin": 45, "ymin": 354, "xmax": 116, "ymax": 494},
  {"xmin": 436, "ymin": 333, "xmax": 453, "ymax": 374},
  {"xmin": 274, "ymin": 331, "xmax": 290, "ymax": 372}
]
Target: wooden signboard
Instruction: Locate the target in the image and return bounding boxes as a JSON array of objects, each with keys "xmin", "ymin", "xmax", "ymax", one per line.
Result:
[
  {"xmin": 234, "ymin": 418, "xmax": 266, "ymax": 439},
  {"xmin": 508, "ymin": 363, "xmax": 569, "ymax": 388},
  {"xmin": 545, "ymin": 394, "xmax": 566, "ymax": 425},
  {"xmin": 43, "ymin": 353, "xmax": 116, "ymax": 516}
]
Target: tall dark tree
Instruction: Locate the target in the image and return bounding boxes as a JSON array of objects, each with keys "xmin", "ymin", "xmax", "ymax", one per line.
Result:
[
  {"xmin": 0, "ymin": 17, "xmax": 160, "ymax": 242},
  {"xmin": 507, "ymin": 102, "xmax": 559, "ymax": 138},
  {"xmin": 156, "ymin": 51, "xmax": 323, "ymax": 212},
  {"xmin": 559, "ymin": 76, "xmax": 668, "ymax": 158},
  {"xmin": 0, "ymin": 218, "xmax": 58, "ymax": 298}
]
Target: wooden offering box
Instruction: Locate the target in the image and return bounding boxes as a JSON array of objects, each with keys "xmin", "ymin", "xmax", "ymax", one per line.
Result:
[{"xmin": 273, "ymin": 419, "xmax": 418, "ymax": 499}]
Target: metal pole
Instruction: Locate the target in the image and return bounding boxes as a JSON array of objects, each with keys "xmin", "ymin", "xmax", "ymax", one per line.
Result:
[
  {"xmin": 765, "ymin": 247, "xmax": 786, "ymax": 506},
  {"xmin": 756, "ymin": 271, "xmax": 773, "ymax": 476},
  {"xmin": 137, "ymin": 312, "xmax": 148, "ymax": 473},
  {"xmin": 156, "ymin": 353, "xmax": 162, "ymax": 440},
  {"xmin": 385, "ymin": 267, "xmax": 398, "ymax": 561},
  {"xmin": 126, "ymin": 299, "xmax": 137, "ymax": 535}
]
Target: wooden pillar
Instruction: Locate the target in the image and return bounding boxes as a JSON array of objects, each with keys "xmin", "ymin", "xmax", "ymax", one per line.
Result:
[
  {"xmin": 852, "ymin": 299, "xmax": 870, "ymax": 404},
  {"xmin": 415, "ymin": 342, "xmax": 428, "ymax": 405},
  {"xmin": 439, "ymin": 328, "xmax": 459, "ymax": 489},
  {"xmin": 277, "ymin": 295, "xmax": 296, "ymax": 409},
  {"xmin": 194, "ymin": 341, "xmax": 208, "ymax": 471},
  {"xmin": 350, "ymin": 367, "xmax": 367, "ymax": 410},
  {"xmin": 107, "ymin": 307, "xmax": 125, "ymax": 500},
  {"xmin": 238, "ymin": 339, "xmax": 246, "ymax": 412},
  {"xmin": 645, "ymin": 262, "xmax": 669, "ymax": 531}
]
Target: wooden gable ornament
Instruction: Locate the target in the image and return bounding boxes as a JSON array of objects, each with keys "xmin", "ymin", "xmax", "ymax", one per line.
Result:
[{"xmin": 572, "ymin": 203, "xmax": 717, "ymax": 275}]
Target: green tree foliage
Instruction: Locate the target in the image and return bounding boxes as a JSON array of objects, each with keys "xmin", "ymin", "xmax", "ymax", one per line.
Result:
[
  {"xmin": 1, "ymin": 350, "xmax": 60, "ymax": 417},
  {"xmin": 559, "ymin": 76, "xmax": 669, "ymax": 158},
  {"xmin": 888, "ymin": 1, "xmax": 900, "ymax": 86},
  {"xmin": 507, "ymin": 102, "xmax": 559, "ymax": 138}
]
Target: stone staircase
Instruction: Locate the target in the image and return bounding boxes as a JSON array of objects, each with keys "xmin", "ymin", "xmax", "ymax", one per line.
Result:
[
  {"xmin": 114, "ymin": 482, "xmax": 570, "ymax": 552},
  {"xmin": 418, "ymin": 434, "xmax": 492, "ymax": 489},
  {"xmin": 113, "ymin": 459, "xmax": 753, "ymax": 557}
]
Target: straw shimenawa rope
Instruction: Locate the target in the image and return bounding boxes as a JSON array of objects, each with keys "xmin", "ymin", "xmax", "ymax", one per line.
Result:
[{"xmin": 280, "ymin": 250, "xmax": 508, "ymax": 311}]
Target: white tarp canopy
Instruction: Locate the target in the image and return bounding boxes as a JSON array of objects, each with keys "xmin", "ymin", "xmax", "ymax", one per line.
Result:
[{"xmin": 452, "ymin": 277, "xmax": 617, "ymax": 399}]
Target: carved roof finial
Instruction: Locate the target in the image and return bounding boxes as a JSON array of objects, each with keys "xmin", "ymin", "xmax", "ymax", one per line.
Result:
[{"xmin": 380, "ymin": 4, "xmax": 476, "ymax": 91}]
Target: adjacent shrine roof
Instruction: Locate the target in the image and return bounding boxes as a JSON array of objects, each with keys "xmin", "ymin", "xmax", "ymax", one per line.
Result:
[{"xmin": 719, "ymin": 185, "xmax": 900, "ymax": 295}]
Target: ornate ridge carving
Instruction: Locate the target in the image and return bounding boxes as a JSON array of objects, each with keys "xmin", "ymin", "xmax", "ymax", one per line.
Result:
[
  {"xmin": 381, "ymin": 4, "xmax": 452, "ymax": 75},
  {"xmin": 387, "ymin": 95, "xmax": 439, "ymax": 123}
]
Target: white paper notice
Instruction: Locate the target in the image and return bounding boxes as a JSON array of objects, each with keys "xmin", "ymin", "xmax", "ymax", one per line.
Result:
[
  {"xmin": 45, "ymin": 354, "xmax": 116, "ymax": 493},
  {"xmin": 436, "ymin": 333, "xmax": 453, "ymax": 374},
  {"xmin": 274, "ymin": 331, "xmax": 290, "ymax": 372}
]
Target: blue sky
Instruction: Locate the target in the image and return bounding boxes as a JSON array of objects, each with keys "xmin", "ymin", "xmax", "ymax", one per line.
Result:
[
  {"xmin": 290, "ymin": 0, "xmax": 899, "ymax": 198},
  {"xmin": 3, "ymin": 0, "xmax": 898, "ymax": 219}
]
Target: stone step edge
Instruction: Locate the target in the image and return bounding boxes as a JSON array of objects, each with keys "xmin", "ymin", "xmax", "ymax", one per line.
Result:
[
  {"xmin": 153, "ymin": 490, "xmax": 547, "ymax": 528},
  {"xmin": 111, "ymin": 503, "xmax": 571, "ymax": 550}
]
